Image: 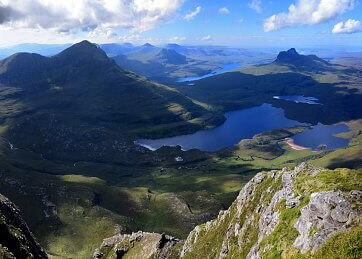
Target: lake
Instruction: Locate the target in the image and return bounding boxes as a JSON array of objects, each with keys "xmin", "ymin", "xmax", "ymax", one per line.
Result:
[
  {"xmin": 293, "ymin": 123, "xmax": 349, "ymax": 150},
  {"xmin": 136, "ymin": 104, "xmax": 350, "ymax": 152},
  {"xmin": 273, "ymin": 95, "xmax": 320, "ymax": 104},
  {"xmin": 177, "ymin": 63, "xmax": 240, "ymax": 82}
]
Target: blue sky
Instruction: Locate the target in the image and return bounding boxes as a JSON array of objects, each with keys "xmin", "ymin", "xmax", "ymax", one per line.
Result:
[
  {"xmin": 0, "ymin": 0, "xmax": 361, "ymax": 48},
  {"xmin": 142, "ymin": 0, "xmax": 362, "ymax": 48}
]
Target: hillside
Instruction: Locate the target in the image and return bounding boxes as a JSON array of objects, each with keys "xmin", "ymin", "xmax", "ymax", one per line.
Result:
[
  {"xmin": 95, "ymin": 163, "xmax": 362, "ymax": 259},
  {"xmin": 155, "ymin": 49, "xmax": 187, "ymax": 65},
  {"xmin": 0, "ymin": 194, "xmax": 47, "ymax": 258},
  {"xmin": 176, "ymin": 49, "xmax": 362, "ymax": 125},
  {"xmin": 0, "ymin": 40, "xmax": 222, "ymax": 162}
]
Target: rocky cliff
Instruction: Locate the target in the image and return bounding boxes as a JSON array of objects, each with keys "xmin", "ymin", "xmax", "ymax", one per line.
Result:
[
  {"xmin": 180, "ymin": 163, "xmax": 361, "ymax": 258},
  {"xmin": 0, "ymin": 194, "xmax": 47, "ymax": 259},
  {"xmin": 96, "ymin": 163, "xmax": 361, "ymax": 258}
]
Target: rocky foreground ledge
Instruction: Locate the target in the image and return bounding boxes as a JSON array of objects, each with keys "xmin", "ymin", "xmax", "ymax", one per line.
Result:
[
  {"xmin": 0, "ymin": 194, "xmax": 48, "ymax": 259},
  {"xmin": 94, "ymin": 163, "xmax": 361, "ymax": 259}
]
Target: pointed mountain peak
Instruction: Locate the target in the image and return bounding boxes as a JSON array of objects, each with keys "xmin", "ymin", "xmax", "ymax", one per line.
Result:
[
  {"xmin": 76, "ymin": 40, "xmax": 96, "ymax": 46},
  {"xmin": 54, "ymin": 40, "xmax": 109, "ymax": 64},
  {"xmin": 142, "ymin": 43, "xmax": 154, "ymax": 48},
  {"xmin": 60, "ymin": 40, "xmax": 102, "ymax": 55},
  {"xmin": 276, "ymin": 48, "xmax": 300, "ymax": 61}
]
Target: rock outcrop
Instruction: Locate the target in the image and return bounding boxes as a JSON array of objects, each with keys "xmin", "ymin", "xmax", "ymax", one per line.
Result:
[
  {"xmin": 293, "ymin": 190, "xmax": 359, "ymax": 253},
  {"xmin": 180, "ymin": 163, "xmax": 361, "ymax": 258},
  {"xmin": 95, "ymin": 163, "xmax": 361, "ymax": 258},
  {"xmin": 0, "ymin": 194, "xmax": 48, "ymax": 259},
  {"xmin": 94, "ymin": 231, "xmax": 180, "ymax": 259}
]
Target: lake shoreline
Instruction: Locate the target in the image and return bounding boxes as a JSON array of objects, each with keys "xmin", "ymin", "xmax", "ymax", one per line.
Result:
[{"xmin": 284, "ymin": 138, "xmax": 309, "ymax": 150}]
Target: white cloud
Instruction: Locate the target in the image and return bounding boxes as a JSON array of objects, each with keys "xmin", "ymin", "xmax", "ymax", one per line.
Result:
[
  {"xmin": 264, "ymin": 0, "xmax": 355, "ymax": 32},
  {"xmin": 249, "ymin": 0, "xmax": 262, "ymax": 14},
  {"xmin": 0, "ymin": 0, "xmax": 184, "ymax": 33},
  {"xmin": 219, "ymin": 7, "xmax": 230, "ymax": 14},
  {"xmin": 170, "ymin": 36, "xmax": 186, "ymax": 42},
  {"xmin": 184, "ymin": 6, "xmax": 201, "ymax": 21},
  {"xmin": 201, "ymin": 35, "xmax": 212, "ymax": 41},
  {"xmin": 118, "ymin": 34, "xmax": 141, "ymax": 43},
  {"xmin": 332, "ymin": 19, "xmax": 361, "ymax": 34}
]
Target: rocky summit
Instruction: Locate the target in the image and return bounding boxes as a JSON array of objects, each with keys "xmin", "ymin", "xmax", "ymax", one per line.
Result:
[
  {"xmin": 94, "ymin": 163, "xmax": 361, "ymax": 258},
  {"xmin": 274, "ymin": 48, "xmax": 332, "ymax": 71}
]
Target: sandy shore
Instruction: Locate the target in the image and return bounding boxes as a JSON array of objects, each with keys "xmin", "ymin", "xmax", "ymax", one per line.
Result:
[{"xmin": 284, "ymin": 138, "xmax": 309, "ymax": 150}]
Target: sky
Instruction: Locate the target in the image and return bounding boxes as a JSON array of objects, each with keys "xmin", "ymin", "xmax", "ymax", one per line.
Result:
[{"xmin": 0, "ymin": 0, "xmax": 361, "ymax": 48}]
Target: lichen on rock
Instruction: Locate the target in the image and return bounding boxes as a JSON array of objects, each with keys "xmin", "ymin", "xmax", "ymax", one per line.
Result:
[
  {"xmin": 293, "ymin": 190, "xmax": 358, "ymax": 253},
  {"xmin": 179, "ymin": 163, "xmax": 361, "ymax": 259}
]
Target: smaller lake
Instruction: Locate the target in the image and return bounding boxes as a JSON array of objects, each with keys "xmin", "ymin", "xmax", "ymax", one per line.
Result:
[
  {"xmin": 293, "ymin": 123, "xmax": 349, "ymax": 150},
  {"xmin": 177, "ymin": 63, "xmax": 240, "ymax": 82},
  {"xmin": 273, "ymin": 95, "xmax": 320, "ymax": 104}
]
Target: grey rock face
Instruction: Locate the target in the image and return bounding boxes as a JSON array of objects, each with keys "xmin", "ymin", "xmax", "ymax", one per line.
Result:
[
  {"xmin": 97, "ymin": 231, "xmax": 179, "ymax": 259},
  {"xmin": 246, "ymin": 244, "xmax": 261, "ymax": 259},
  {"xmin": 293, "ymin": 190, "xmax": 358, "ymax": 253},
  {"xmin": 181, "ymin": 164, "xmax": 304, "ymax": 258}
]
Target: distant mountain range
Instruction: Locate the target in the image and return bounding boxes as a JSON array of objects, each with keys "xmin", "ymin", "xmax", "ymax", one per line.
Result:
[
  {"xmin": 112, "ymin": 43, "xmax": 219, "ymax": 82},
  {"xmin": 0, "ymin": 42, "xmax": 275, "ymax": 82}
]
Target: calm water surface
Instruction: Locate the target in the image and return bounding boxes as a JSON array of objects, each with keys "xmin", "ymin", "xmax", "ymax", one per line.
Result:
[
  {"xmin": 137, "ymin": 104, "xmax": 300, "ymax": 151},
  {"xmin": 293, "ymin": 123, "xmax": 349, "ymax": 150},
  {"xmin": 177, "ymin": 63, "xmax": 240, "ymax": 82},
  {"xmin": 273, "ymin": 95, "xmax": 320, "ymax": 104},
  {"xmin": 136, "ymin": 104, "xmax": 350, "ymax": 152}
]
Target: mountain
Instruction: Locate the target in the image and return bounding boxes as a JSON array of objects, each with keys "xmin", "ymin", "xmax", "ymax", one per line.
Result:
[
  {"xmin": 155, "ymin": 49, "xmax": 187, "ymax": 65},
  {"xmin": 0, "ymin": 43, "xmax": 71, "ymax": 59},
  {"xmin": 94, "ymin": 163, "xmax": 362, "ymax": 259},
  {"xmin": 274, "ymin": 48, "xmax": 333, "ymax": 71},
  {"xmin": 113, "ymin": 46, "xmax": 218, "ymax": 82},
  {"xmin": 0, "ymin": 194, "xmax": 47, "ymax": 258},
  {"xmin": 100, "ymin": 43, "xmax": 135, "ymax": 57},
  {"xmin": 142, "ymin": 43, "xmax": 154, "ymax": 48},
  {"xmin": 0, "ymin": 40, "xmax": 220, "ymax": 162}
]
